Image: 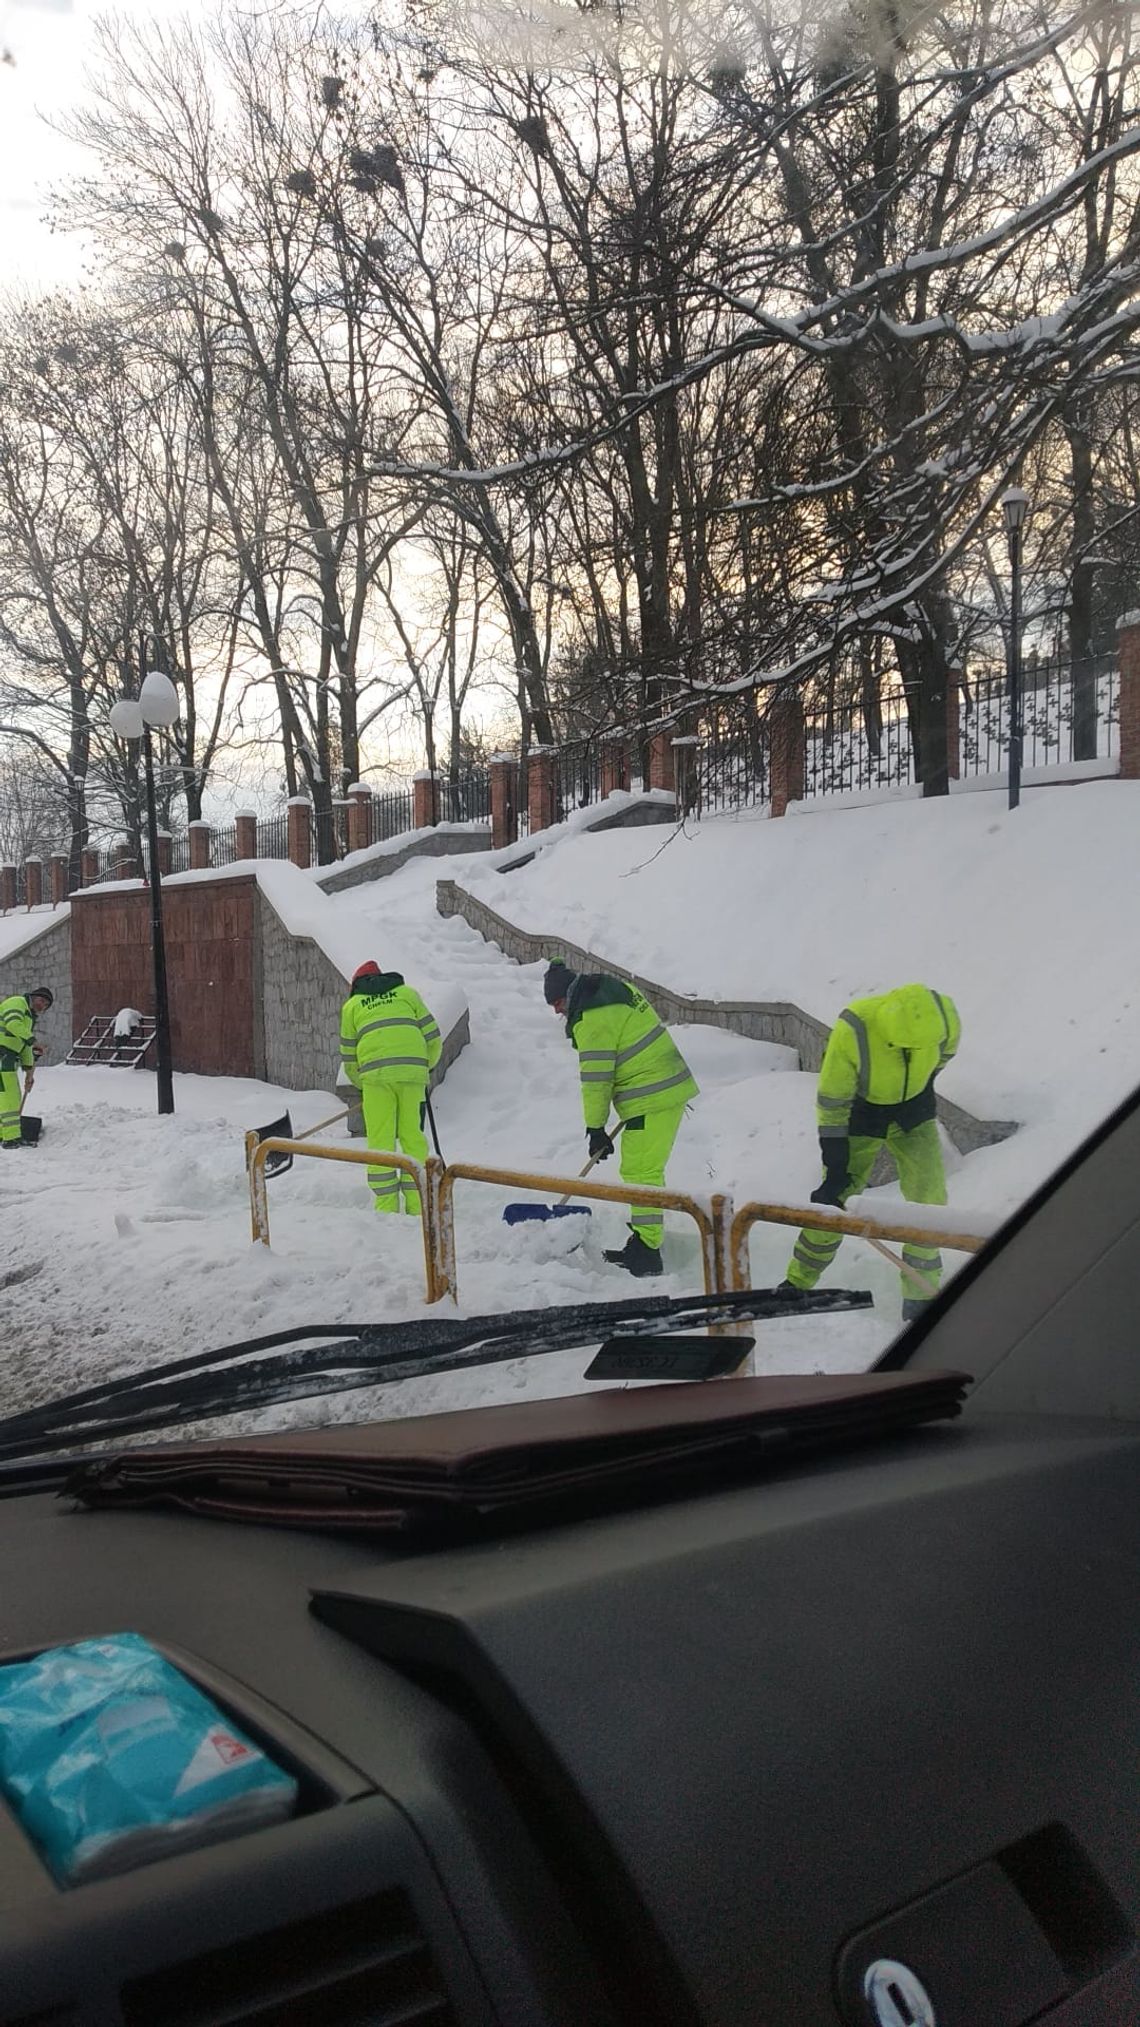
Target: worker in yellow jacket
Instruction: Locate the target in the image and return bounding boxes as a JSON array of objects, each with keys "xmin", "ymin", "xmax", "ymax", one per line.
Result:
[
  {"xmin": 783, "ymin": 982, "xmax": 961, "ymax": 1319},
  {"xmin": 544, "ymin": 961, "xmax": 698, "ymax": 1277},
  {"xmin": 339, "ymin": 961, "xmax": 441, "ymax": 1214},
  {"xmin": 0, "ymin": 986, "xmax": 52, "ymax": 1151}
]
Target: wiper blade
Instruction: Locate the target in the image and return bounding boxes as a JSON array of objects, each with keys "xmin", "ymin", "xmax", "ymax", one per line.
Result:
[{"xmin": 0, "ymin": 1287, "xmax": 871, "ymax": 1471}]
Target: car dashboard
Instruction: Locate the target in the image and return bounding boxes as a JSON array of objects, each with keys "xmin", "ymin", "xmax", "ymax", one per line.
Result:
[{"xmin": 4, "ymin": 1087, "xmax": 1140, "ymax": 2027}]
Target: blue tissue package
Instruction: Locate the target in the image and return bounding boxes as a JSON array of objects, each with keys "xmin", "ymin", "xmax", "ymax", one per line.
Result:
[{"xmin": 0, "ymin": 1632, "xmax": 298, "ymax": 1884}]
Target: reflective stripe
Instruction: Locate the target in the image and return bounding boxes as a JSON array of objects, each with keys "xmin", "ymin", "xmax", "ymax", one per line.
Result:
[
  {"xmin": 631, "ymin": 1209, "xmax": 664, "ymax": 1227},
  {"xmin": 817, "ymin": 1093, "xmax": 849, "ymax": 1111},
  {"xmin": 797, "ymin": 1233, "xmax": 839, "ymax": 1258},
  {"xmin": 578, "ymin": 1050, "xmax": 616, "ymax": 1063},
  {"xmin": 818, "ymin": 1125, "xmax": 849, "ymax": 1141},
  {"xmin": 360, "ymin": 1055, "xmax": 428, "ymax": 1069},
  {"xmin": 903, "ymin": 1249, "xmax": 941, "ymax": 1270},
  {"xmin": 580, "ymin": 1070, "xmax": 614, "ymax": 1084},
  {"xmin": 621, "ymin": 1069, "xmax": 691, "ymax": 1101},
  {"xmin": 615, "ymin": 1024, "xmax": 665, "ymax": 1067},
  {"xmin": 358, "ymin": 1016, "xmax": 422, "ymax": 1035},
  {"xmin": 420, "ymin": 1026, "xmax": 440, "ymax": 1042},
  {"xmin": 838, "ymin": 1008, "xmax": 869, "ymax": 1093}
]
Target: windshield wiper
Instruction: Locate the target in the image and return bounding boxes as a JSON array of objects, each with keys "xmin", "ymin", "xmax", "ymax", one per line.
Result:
[{"xmin": 0, "ymin": 1287, "xmax": 871, "ymax": 1477}]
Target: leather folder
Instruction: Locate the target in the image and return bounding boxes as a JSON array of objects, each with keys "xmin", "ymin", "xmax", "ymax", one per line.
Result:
[{"xmin": 66, "ymin": 1369, "xmax": 970, "ymax": 1536}]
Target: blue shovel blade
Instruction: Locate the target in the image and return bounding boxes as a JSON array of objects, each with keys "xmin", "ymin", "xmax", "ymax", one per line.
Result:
[{"xmin": 502, "ymin": 1203, "xmax": 592, "ymax": 1225}]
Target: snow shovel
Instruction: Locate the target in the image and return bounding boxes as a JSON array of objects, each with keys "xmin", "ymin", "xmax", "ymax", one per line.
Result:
[
  {"xmin": 503, "ymin": 1122, "xmax": 626, "ymax": 1226},
  {"xmin": 251, "ymin": 1105, "xmax": 350, "ymax": 1180},
  {"xmin": 18, "ymin": 1082, "xmax": 42, "ymax": 1147}
]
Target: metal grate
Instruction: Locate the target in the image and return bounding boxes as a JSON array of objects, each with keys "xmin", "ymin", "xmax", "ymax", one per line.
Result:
[{"xmin": 65, "ymin": 1015, "xmax": 156, "ymax": 1069}]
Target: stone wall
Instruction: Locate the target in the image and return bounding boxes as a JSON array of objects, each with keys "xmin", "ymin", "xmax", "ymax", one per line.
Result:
[
  {"xmin": 314, "ymin": 824, "xmax": 492, "ymax": 895},
  {"xmin": 497, "ymin": 791, "xmax": 678, "ymax": 872},
  {"xmin": 436, "ymin": 878, "xmax": 1017, "ymax": 1155},
  {"xmin": 0, "ymin": 914, "xmax": 71, "ymax": 1064}
]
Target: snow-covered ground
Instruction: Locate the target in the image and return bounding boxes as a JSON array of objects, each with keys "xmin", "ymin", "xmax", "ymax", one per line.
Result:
[{"xmin": 4, "ymin": 780, "xmax": 1135, "ymax": 1433}]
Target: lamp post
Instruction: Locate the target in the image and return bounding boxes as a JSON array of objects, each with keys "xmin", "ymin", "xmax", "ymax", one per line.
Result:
[
  {"xmin": 1001, "ymin": 486, "xmax": 1030, "ymax": 812},
  {"xmin": 108, "ymin": 650, "xmax": 180, "ymax": 1116}
]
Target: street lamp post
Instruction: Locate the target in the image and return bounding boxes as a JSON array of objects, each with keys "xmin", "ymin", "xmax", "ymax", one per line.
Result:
[
  {"xmin": 1001, "ymin": 486, "xmax": 1030, "ymax": 812},
  {"xmin": 108, "ymin": 648, "xmax": 181, "ymax": 1116}
]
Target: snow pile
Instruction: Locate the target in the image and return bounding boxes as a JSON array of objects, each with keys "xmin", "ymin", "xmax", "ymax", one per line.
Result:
[{"xmin": 0, "ymin": 905, "xmax": 66, "ymax": 963}]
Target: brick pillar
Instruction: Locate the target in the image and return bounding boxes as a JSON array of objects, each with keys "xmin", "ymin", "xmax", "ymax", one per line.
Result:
[
  {"xmin": 600, "ymin": 739, "xmax": 630, "ymax": 797},
  {"xmin": 412, "ymin": 770, "xmax": 440, "ymax": 829},
  {"xmin": 235, "ymin": 812, "xmax": 258, "ymax": 862},
  {"xmin": 287, "ymin": 796, "xmax": 311, "ymax": 869},
  {"xmin": 347, "ymin": 784, "xmax": 372, "ymax": 855},
  {"xmin": 156, "ymin": 831, "xmax": 173, "ymax": 877},
  {"xmin": 50, "ymin": 854, "xmax": 68, "ymax": 906},
  {"xmin": 648, "ymin": 730, "xmax": 675, "ymax": 792},
  {"xmin": 1117, "ymin": 616, "xmax": 1140, "ymax": 779},
  {"xmin": 769, "ymin": 694, "xmax": 806, "ymax": 818},
  {"xmin": 946, "ymin": 667, "xmax": 962, "ymax": 782},
  {"xmin": 114, "ymin": 838, "xmax": 136, "ymax": 880},
  {"xmin": 188, "ymin": 820, "xmax": 212, "ymax": 871},
  {"xmin": 80, "ymin": 847, "xmax": 99, "ymax": 888},
  {"xmin": 0, "ymin": 866, "xmax": 15, "ymax": 912},
  {"xmin": 671, "ymin": 736, "xmax": 700, "ymax": 818},
  {"xmin": 24, "ymin": 858, "xmax": 42, "ymax": 908},
  {"xmin": 490, "ymin": 753, "xmax": 518, "ymax": 849},
  {"xmin": 527, "ymin": 748, "xmax": 556, "ymax": 833}
]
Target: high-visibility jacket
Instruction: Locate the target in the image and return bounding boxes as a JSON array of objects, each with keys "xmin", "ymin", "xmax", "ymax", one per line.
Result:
[
  {"xmin": 0, "ymin": 995, "xmax": 37, "ymax": 1073},
  {"xmin": 816, "ymin": 984, "xmax": 960, "ymax": 1143},
  {"xmin": 339, "ymin": 972, "xmax": 441, "ymax": 1088},
  {"xmin": 565, "ymin": 975, "xmax": 698, "ymax": 1128}
]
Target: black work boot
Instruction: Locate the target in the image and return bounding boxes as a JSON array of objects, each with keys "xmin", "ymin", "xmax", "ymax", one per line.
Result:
[
  {"xmin": 901, "ymin": 1298, "xmax": 931, "ymax": 1324},
  {"xmin": 603, "ymin": 1232, "xmax": 664, "ymax": 1278}
]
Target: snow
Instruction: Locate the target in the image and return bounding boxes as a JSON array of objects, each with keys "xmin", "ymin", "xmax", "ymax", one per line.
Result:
[
  {"xmin": 3, "ymin": 781, "xmax": 1134, "ymax": 1441},
  {"xmin": 309, "ymin": 821, "xmax": 489, "ymax": 885},
  {"xmin": 0, "ymin": 906, "xmax": 66, "ymax": 963}
]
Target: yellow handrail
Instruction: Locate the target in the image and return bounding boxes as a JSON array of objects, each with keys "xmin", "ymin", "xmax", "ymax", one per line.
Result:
[
  {"xmin": 728, "ymin": 1199, "xmax": 989, "ymax": 1293},
  {"xmin": 246, "ymin": 1136, "xmax": 448, "ymax": 1303},
  {"xmin": 434, "ymin": 1160, "xmax": 733, "ymax": 1306}
]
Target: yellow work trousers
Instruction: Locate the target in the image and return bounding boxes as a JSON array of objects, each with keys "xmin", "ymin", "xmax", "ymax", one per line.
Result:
[{"xmin": 361, "ymin": 1079, "xmax": 428, "ymax": 1214}]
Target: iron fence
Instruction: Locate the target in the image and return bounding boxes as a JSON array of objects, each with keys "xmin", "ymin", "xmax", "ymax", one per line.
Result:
[
  {"xmin": 554, "ymin": 741, "xmax": 601, "ymax": 819},
  {"xmin": 256, "ymin": 814, "xmax": 289, "ymax": 861},
  {"xmin": 438, "ymin": 768, "xmax": 491, "ymax": 825},
  {"xmin": 211, "ymin": 824, "xmax": 238, "ymax": 869},
  {"xmin": 365, "ymin": 787, "xmax": 414, "ymax": 845},
  {"xmin": 692, "ymin": 699, "xmax": 769, "ymax": 813},
  {"xmin": 801, "ymin": 652, "xmax": 1119, "ymax": 798}
]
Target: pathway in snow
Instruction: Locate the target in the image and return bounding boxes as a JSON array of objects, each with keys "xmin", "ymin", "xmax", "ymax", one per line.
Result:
[{"xmin": 0, "ymin": 860, "xmax": 896, "ymax": 1427}]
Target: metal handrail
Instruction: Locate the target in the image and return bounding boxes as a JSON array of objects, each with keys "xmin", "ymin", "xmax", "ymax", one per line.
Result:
[
  {"xmin": 729, "ymin": 1199, "xmax": 989, "ymax": 1292},
  {"xmin": 434, "ymin": 1160, "xmax": 733, "ymax": 1305},
  {"xmin": 246, "ymin": 1136, "xmax": 448, "ymax": 1303}
]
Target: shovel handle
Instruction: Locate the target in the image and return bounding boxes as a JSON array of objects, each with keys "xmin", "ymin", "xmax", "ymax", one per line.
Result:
[
  {"xmin": 295, "ymin": 1106, "xmax": 350, "ymax": 1143},
  {"xmin": 862, "ymin": 1230, "xmax": 938, "ymax": 1297},
  {"xmin": 556, "ymin": 1120, "xmax": 626, "ymax": 1205}
]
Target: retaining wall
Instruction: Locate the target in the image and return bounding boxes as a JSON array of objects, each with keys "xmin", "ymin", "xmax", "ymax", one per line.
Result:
[
  {"xmin": 315, "ymin": 824, "xmax": 492, "ymax": 895},
  {"xmin": 0, "ymin": 915, "xmax": 72, "ymax": 1064},
  {"xmin": 436, "ymin": 878, "xmax": 1017, "ymax": 1156}
]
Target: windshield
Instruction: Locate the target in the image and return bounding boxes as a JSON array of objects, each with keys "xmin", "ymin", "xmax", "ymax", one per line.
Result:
[{"xmin": 1, "ymin": 0, "xmax": 1136, "ymax": 1459}]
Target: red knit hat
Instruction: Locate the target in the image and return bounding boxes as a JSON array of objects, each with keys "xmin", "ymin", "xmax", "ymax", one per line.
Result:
[{"xmin": 351, "ymin": 960, "xmax": 382, "ymax": 987}]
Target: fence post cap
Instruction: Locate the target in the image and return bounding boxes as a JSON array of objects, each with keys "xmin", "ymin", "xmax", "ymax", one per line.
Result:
[
  {"xmin": 1116, "ymin": 611, "xmax": 1140, "ymax": 632},
  {"xmin": 489, "ymin": 751, "xmax": 516, "ymax": 765},
  {"xmin": 156, "ymin": 828, "xmax": 173, "ymax": 839},
  {"xmin": 346, "ymin": 781, "xmax": 369, "ymax": 795},
  {"xmin": 234, "ymin": 810, "xmax": 257, "ymax": 820},
  {"xmin": 670, "ymin": 735, "xmax": 700, "ymax": 747},
  {"xmin": 286, "ymin": 794, "xmax": 312, "ymax": 807},
  {"xmin": 412, "ymin": 769, "xmax": 440, "ymax": 781},
  {"xmin": 23, "ymin": 855, "xmax": 42, "ymax": 864},
  {"xmin": 188, "ymin": 818, "xmax": 212, "ymax": 829}
]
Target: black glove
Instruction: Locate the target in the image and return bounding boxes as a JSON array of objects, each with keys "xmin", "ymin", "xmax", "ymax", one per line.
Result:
[
  {"xmin": 587, "ymin": 1125, "xmax": 616, "ymax": 1161},
  {"xmin": 810, "ymin": 1178, "xmax": 847, "ymax": 1208}
]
